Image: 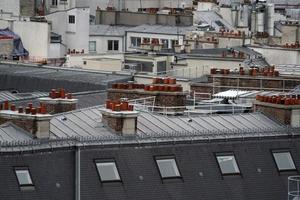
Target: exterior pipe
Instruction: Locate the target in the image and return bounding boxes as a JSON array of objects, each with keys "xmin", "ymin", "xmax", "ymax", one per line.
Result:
[{"xmin": 75, "ymin": 146, "xmax": 81, "ymax": 200}]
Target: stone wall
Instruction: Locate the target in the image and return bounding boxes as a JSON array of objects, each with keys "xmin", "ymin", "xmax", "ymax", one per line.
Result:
[
  {"xmin": 20, "ymin": 0, "xmax": 35, "ymax": 16},
  {"xmin": 0, "ymin": 39, "xmax": 13, "ymax": 56}
]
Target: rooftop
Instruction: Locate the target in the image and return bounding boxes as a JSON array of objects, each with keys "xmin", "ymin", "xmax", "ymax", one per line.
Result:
[
  {"xmin": 0, "ymin": 63, "xmax": 132, "ymax": 92},
  {"xmin": 90, "ymin": 25, "xmax": 132, "ymax": 36},
  {"xmin": 194, "ymin": 11, "xmax": 234, "ymax": 31},
  {"xmin": 126, "ymin": 24, "xmax": 196, "ymax": 35}
]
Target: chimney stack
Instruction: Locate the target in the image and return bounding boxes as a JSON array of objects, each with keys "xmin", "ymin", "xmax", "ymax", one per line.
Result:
[
  {"xmin": 0, "ymin": 101, "xmax": 52, "ymax": 138},
  {"xmin": 254, "ymin": 95, "xmax": 300, "ymax": 127},
  {"xmin": 39, "ymin": 88, "xmax": 78, "ymax": 114},
  {"xmin": 100, "ymin": 99, "xmax": 139, "ymax": 136}
]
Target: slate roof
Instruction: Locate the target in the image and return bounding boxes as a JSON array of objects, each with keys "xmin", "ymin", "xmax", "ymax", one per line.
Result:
[
  {"xmin": 0, "ymin": 122, "xmax": 33, "ymax": 143},
  {"xmin": 194, "ymin": 11, "xmax": 234, "ymax": 31},
  {"xmin": 13, "ymin": 91, "xmax": 107, "ymax": 110},
  {"xmin": 90, "ymin": 25, "xmax": 132, "ymax": 36},
  {"xmin": 49, "ymin": 106, "xmax": 284, "ymax": 140},
  {"xmin": 0, "ymin": 63, "xmax": 132, "ymax": 92},
  {"xmin": 0, "ymin": 91, "xmax": 48, "ymax": 103},
  {"xmin": 126, "ymin": 24, "xmax": 196, "ymax": 35}
]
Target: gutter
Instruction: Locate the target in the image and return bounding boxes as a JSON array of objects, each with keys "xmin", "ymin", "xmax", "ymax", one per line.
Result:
[{"xmin": 75, "ymin": 146, "xmax": 81, "ymax": 200}]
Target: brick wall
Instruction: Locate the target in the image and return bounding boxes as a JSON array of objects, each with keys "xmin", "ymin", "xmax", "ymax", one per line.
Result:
[
  {"xmin": 0, "ymin": 117, "xmax": 36, "ymax": 135},
  {"xmin": 254, "ymin": 104, "xmax": 292, "ymax": 125},
  {"xmin": 44, "ymin": 103, "xmax": 77, "ymax": 114},
  {"xmin": 107, "ymin": 89, "xmax": 187, "ymax": 113},
  {"xmin": 191, "ymin": 75, "xmax": 300, "ymax": 95}
]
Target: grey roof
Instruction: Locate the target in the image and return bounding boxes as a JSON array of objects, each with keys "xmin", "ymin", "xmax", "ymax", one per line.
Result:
[
  {"xmin": 50, "ymin": 106, "xmax": 284, "ymax": 140},
  {"xmin": 194, "ymin": 11, "xmax": 234, "ymax": 31},
  {"xmin": 126, "ymin": 24, "xmax": 196, "ymax": 35},
  {"xmin": 0, "ymin": 122, "xmax": 33, "ymax": 143},
  {"xmin": 90, "ymin": 25, "xmax": 132, "ymax": 36},
  {"xmin": 0, "ymin": 64, "xmax": 132, "ymax": 92},
  {"xmin": 0, "ymin": 91, "xmax": 48, "ymax": 103},
  {"xmin": 13, "ymin": 91, "xmax": 107, "ymax": 110},
  {"xmin": 1, "ymin": 129, "xmax": 300, "ymax": 200}
]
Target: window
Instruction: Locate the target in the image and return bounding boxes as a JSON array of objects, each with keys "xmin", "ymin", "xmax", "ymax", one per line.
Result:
[
  {"xmin": 14, "ymin": 168, "xmax": 34, "ymax": 190},
  {"xmin": 155, "ymin": 157, "xmax": 181, "ymax": 179},
  {"xmin": 69, "ymin": 15, "xmax": 75, "ymax": 24},
  {"xmin": 89, "ymin": 41, "xmax": 96, "ymax": 52},
  {"xmin": 130, "ymin": 37, "xmax": 141, "ymax": 47},
  {"xmin": 272, "ymin": 151, "xmax": 296, "ymax": 171},
  {"xmin": 161, "ymin": 39, "xmax": 169, "ymax": 48},
  {"xmin": 52, "ymin": 0, "xmax": 58, "ymax": 6},
  {"xmin": 96, "ymin": 161, "xmax": 121, "ymax": 182},
  {"xmin": 216, "ymin": 153, "xmax": 240, "ymax": 175},
  {"xmin": 108, "ymin": 40, "xmax": 119, "ymax": 51}
]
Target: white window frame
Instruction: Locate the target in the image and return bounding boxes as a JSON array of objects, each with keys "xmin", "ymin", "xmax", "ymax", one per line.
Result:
[{"xmin": 89, "ymin": 41, "xmax": 96, "ymax": 53}]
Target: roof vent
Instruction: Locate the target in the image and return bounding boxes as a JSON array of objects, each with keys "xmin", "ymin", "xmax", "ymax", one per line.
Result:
[{"xmin": 100, "ymin": 99, "xmax": 139, "ymax": 136}]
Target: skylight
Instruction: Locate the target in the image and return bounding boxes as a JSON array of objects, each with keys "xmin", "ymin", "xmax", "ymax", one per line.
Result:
[
  {"xmin": 156, "ymin": 157, "xmax": 181, "ymax": 179},
  {"xmin": 216, "ymin": 154, "xmax": 240, "ymax": 175},
  {"xmin": 96, "ymin": 161, "xmax": 121, "ymax": 182},
  {"xmin": 15, "ymin": 168, "xmax": 33, "ymax": 186},
  {"xmin": 273, "ymin": 151, "xmax": 296, "ymax": 171}
]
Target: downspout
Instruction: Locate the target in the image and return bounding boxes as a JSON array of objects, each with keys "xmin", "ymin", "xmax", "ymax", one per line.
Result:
[{"xmin": 75, "ymin": 146, "xmax": 81, "ymax": 200}]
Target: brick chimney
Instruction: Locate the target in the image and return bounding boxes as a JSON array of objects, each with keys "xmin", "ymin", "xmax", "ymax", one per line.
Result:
[
  {"xmin": 254, "ymin": 95, "xmax": 300, "ymax": 127},
  {"xmin": 39, "ymin": 88, "xmax": 78, "ymax": 114},
  {"xmin": 100, "ymin": 100, "xmax": 139, "ymax": 136},
  {"xmin": 0, "ymin": 101, "xmax": 52, "ymax": 138}
]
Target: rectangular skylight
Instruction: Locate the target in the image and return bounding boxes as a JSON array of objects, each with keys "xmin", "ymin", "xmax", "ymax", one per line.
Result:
[
  {"xmin": 96, "ymin": 161, "xmax": 121, "ymax": 182},
  {"xmin": 272, "ymin": 151, "xmax": 296, "ymax": 171},
  {"xmin": 216, "ymin": 154, "xmax": 240, "ymax": 175},
  {"xmin": 156, "ymin": 157, "xmax": 181, "ymax": 179},
  {"xmin": 15, "ymin": 169, "xmax": 33, "ymax": 186}
]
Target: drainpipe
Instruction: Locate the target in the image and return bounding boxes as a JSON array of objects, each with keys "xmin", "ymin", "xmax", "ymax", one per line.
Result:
[{"xmin": 75, "ymin": 146, "xmax": 81, "ymax": 200}]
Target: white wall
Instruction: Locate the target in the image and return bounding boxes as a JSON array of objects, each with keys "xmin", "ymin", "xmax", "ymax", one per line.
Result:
[
  {"xmin": 126, "ymin": 32, "xmax": 184, "ymax": 51},
  {"xmin": 13, "ymin": 21, "xmax": 50, "ymax": 59},
  {"xmin": 47, "ymin": 11, "xmax": 67, "ymax": 44},
  {"xmin": 249, "ymin": 46, "xmax": 300, "ymax": 65},
  {"xmin": 89, "ymin": 36, "xmax": 124, "ymax": 54},
  {"xmin": 66, "ymin": 53, "xmax": 124, "ymax": 71},
  {"xmin": 75, "ymin": 0, "xmax": 193, "ymax": 16},
  {"xmin": 47, "ymin": 7, "xmax": 89, "ymax": 54},
  {"xmin": 0, "ymin": 0, "xmax": 20, "ymax": 16},
  {"xmin": 66, "ymin": 8, "xmax": 90, "ymax": 53},
  {"xmin": 46, "ymin": 0, "xmax": 76, "ymax": 13},
  {"xmin": 49, "ymin": 43, "xmax": 66, "ymax": 59}
]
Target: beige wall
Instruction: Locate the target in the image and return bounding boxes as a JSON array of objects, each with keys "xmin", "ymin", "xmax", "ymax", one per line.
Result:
[{"xmin": 174, "ymin": 58, "xmax": 244, "ymax": 78}]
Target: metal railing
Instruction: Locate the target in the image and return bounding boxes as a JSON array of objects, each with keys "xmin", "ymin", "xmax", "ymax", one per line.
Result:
[{"xmin": 157, "ymin": 65, "xmax": 208, "ymax": 79}]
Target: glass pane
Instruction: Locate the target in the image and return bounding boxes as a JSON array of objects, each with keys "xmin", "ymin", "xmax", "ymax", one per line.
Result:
[
  {"xmin": 156, "ymin": 159, "xmax": 180, "ymax": 178},
  {"xmin": 217, "ymin": 155, "xmax": 240, "ymax": 174},
  {"xmin": 96, "ymin": 162, "xmax": 120, "ymax": 181},
  {"xmin": 16, "ymin": 170, "xmax": 33, "ymax": 185},
  {"xmin": 89, "ymin": 41, "xmax": 96, "ymax": 52},
  {"xmin": 114, "ymin": 41, "xmax": 119, "ymax": 51},
  {"xmin": 273, "ymin": 152, "xmax": 296, "ymax": 171},
  {"xmin": 108, "ymin": 41, "xmax": 113, "ymax": 51}
]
